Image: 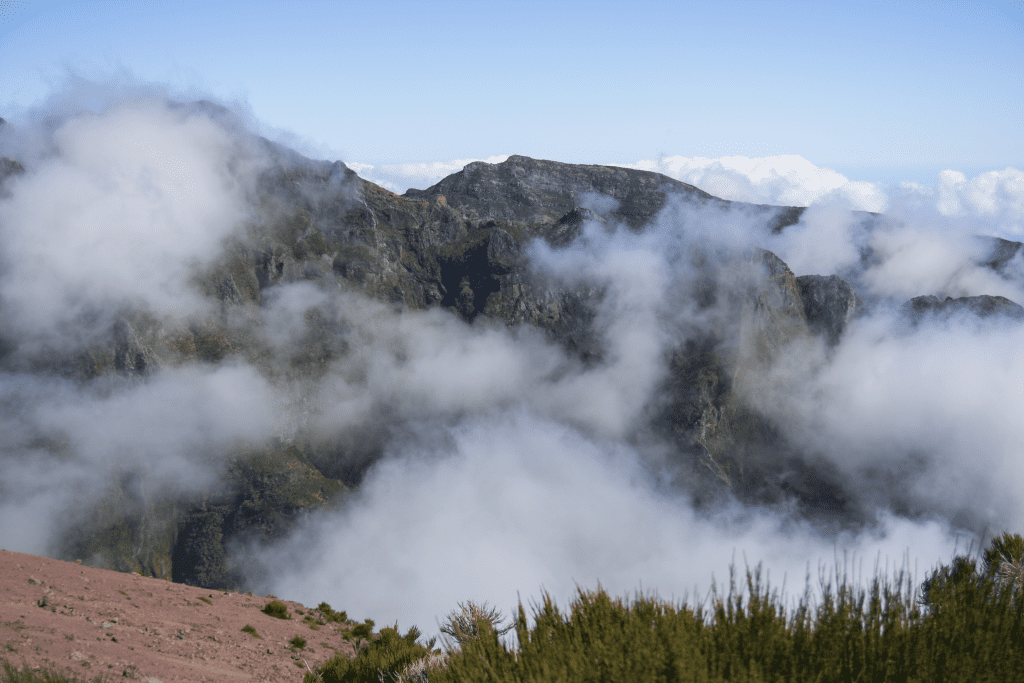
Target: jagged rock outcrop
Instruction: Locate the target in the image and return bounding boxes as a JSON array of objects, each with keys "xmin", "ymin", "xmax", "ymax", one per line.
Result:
[
  {"xmin": 797, "ymin": 274, "xmax": 865, "ymax": 346},
  {"xmin": 978, "ymin": 235, "xmax": 1024, "ymax": 275},
  {"xmin": 0, "ymin": 156, "xmax": 24, "ymax": 198},
  {"xmin": 655, "ymin": 248, "xmax": 860, "ymax": 522},
  {"xmin": 901, "ymin": 294, "xmax": 1024, "ymax": 326},
  {"xmin": 405, "ymin": 154, "xmax": 806, "ymax": 233},
  {"xmin": 1, "ymin": 127, "xmax": 957, "ymax": 583},
  {"xmin": 60, "ymin": 443, "xmax": 348, "ymax": 589}
]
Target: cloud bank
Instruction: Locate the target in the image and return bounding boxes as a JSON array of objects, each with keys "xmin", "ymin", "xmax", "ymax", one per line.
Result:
[{"xmin": 1, "ymin": 83, "xmax": 1022, "ymax": 645}]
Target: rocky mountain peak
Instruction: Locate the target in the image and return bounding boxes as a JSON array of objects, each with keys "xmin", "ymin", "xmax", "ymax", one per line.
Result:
[{"xmin": 2, "ymin": 129, "xmax": 1023, "ymax": 593}]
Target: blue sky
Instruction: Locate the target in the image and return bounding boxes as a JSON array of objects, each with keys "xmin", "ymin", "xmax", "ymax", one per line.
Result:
[{"xmin": 1, "ymin": 0, "xmax": 1022, "ymax": 187}]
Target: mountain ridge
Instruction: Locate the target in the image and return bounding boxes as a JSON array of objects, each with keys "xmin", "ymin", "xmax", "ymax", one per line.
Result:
[{"xmin": 0, "ymin": 109, "xmax": 1021, "ymax": 593}]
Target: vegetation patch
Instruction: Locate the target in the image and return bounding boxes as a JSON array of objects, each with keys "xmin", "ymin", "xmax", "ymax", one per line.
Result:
[
  {"xmin": 262, "ymin": 599, "xmax": 290, "ymax": 620},
  {"xmin": 339, "ymin": 619, "xmax": 374, "ymax": 644},
  {"xmin": 316, "ymin": 602, "xmax": 347, "ymax": 623},
  {"xmin": 289, "ymin": 635, "xmax": 307, "ymax": 650},
  {"xmin": 425, "ymin": 533, "xmax": 1024, "ymax": 683},
  {"xmin": 241, "ymin": 624, "xmax": 261, "ymax": 639},
  {"xmin": 305, "ymin": 624, "xmax": 434, "ymax": 683}
]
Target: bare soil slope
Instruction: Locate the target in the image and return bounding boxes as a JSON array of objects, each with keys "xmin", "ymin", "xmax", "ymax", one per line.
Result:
[{"xmin": 0, "ymin": 549, "xmax": 358, "ymax": 682}]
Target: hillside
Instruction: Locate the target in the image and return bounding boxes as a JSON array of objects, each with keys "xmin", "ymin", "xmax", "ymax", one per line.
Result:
[{"xmin": 0, "ymin": 99, "xmax": 1022, "ymax": 600}]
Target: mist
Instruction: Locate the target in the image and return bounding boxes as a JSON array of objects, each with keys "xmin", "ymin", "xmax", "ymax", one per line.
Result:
[{"xmin": 1, "ymin": 84, "xmax": 1022, "ymax": 645}]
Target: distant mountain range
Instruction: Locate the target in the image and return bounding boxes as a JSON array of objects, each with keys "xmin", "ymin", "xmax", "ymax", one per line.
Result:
[{"xmin": 1, "ymin": 105, "xmax": 1021, "ymax": 591}]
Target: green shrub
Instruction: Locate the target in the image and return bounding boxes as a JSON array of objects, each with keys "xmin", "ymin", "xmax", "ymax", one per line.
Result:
[
  {"xmin": 918, "ymin": 532, "xmax": 1024, "ymax": 615},
  {"xmin": 983, "ymin": 531, "xmax": 1024, "ymax": 604},
  {"xmin": 439, "ymin": 601, "xmax": 513, "ymax": 651},
  {"xmin": 317, "ymin": 602, "xmax": 348, "ymax": 623},
  {"xmin": 429, "ymin": 552, "xmax": 1024, "ymax": 683},
  {"xmin": 345, "ymin": 619, "xmax": 374, "ymax": 643},
  {"xmin": 394, "ymin": 651, "xmax": 449, "ymax": 683},
  {"xmin": 263, "ymin": 599, "xmax": 290, "ymax": 620},
  {"xmin": 918, "ymin": 554, "xmax": 985, "ymax": 614},
  {"xmin": 290, "ymin": 635, "xmax": 307, "ymax": 650},
  {"xmin": 304, "ymin": 624, "xmax": 432, "ymax": 683},
  {"xmin": 241, "ymin": 624, "xmax": 261, "ymax": 639}
]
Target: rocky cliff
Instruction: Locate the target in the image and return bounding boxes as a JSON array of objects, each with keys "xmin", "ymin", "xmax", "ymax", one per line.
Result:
[{"xmin": 1, "ymin": 114, "xmax": 1021, "ymax": 590}]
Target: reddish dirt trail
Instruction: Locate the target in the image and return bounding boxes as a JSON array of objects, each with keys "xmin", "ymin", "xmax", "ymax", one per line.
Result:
[{"xmin": 0, "ymin": 548, "xmax": 358, "ymax": 682}]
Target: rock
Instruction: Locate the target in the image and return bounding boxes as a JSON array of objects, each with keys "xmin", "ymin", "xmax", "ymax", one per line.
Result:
[
  {"xmin": 656, "ymin": 248, "xmax": 816, "ymax": 500},
  {"xmin": 61, "ymin": 443, "xmax": 349, "ymax": 590},
  {"xmin": 976, "ymin": 235, "xmax": 1024, "ymax": 275},
  {"xmin": 901, "ymin": 294, "xmax": 1024, "ymax": 326},
  {"xmin": 796, "ymin": 274, "xmax": 864, "ymax": 346},
  {"xmin": 0, "ymin": 156, "xmax": 25, "ymax": 199},
  {"xmin": 404, "ymin": 155, "xmax": 801, "ymax": 233},
  {"xmin": 17, "ymin": 131, "xmax": 890, "ymax": 584}
]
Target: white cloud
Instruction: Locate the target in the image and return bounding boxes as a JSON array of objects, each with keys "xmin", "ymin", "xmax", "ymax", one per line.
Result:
[
  {"xmin": 615, "ymin": 154, "xmax": 889, "ymax": 210},
  {"xmin": 934, "ymin": 168, "xmax": 1024, "ymax": 234},
  {"xmin": 2, "ymin": 82, "xmax": 1023, "ymax": 649},
  {"xmin": 0, "ymin": 97, "xmax": 268, "ymax": 342},
  {"xmin": 247, "ymin": 412, "xmax": 966, "ymax": 643},
  {"xmin": 348, "ymin": 155, "xmax": 511, "ymax": 194}
]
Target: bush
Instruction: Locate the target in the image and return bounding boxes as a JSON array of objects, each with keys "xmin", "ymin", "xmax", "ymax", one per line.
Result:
[
  {"xmin": 918, "ymin": 532, "xmax": 1024, "ymax": 615},
  {"xmin": 918, "ymin": 554, "xmax": 986, "ymax": 614},
  {"xmin": 317, "ymin": 602, "xmax": 348, "ymax": 623},
  {"xmin": 439, "ymin": 601, "xmax": 513, "ymax": 651},
  {"xmin": 263, "ymin": 599, "xmax": 290, "ymax": 620},
  {"xmin": 290, "ymin": 635, "xmax": 307, "ymax": 650},
  {"xmin": 304, "ymin": 624, "xmax": 433, "ymax": 683},
  {"xmin": 983, "ymin": 531, "xmax": 1024, "ymax": 605},
  {"xmin": 346, "ymin": 619, "xmax": 374, "ymax": 643},
  {"xmin": 241, "ymin": 624, "xmax": 261, "ymax": 638},
  {"xmin": 394, "ymin": 651, "xmax": 449, "ymax": 683}
]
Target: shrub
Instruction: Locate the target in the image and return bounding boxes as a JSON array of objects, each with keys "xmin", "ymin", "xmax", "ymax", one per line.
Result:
[
  {"xmin": 290, "ymin": 635, "xmax": 308, "ymax": 650},
  {"xmin": 983, "ymin": 531, "xmax": 1024, "ymax": 605},
  {"xmin": 241, "ymin": 624, "xmax": 261, "ymax": 639},
  {"xmin": 263, "ymin": 599, "xmax": 290, "ymax": 620},
  {"xmin": 918, "ymin": 554, "xmax": 986, "ymax": 614},
  {"xmin": 304, "ymin": 624, "xmax": 433, "ymax": 683},
  {"xmin": 439, "ymin": 601, "xmax": 514, "ymax": 651},
  {"xmin": 346, "ymin": 619, "xmax": 374, "ymax": 643},
  {"xmin": 918, "ymin": 532, "xmax": 1024, "ymax": 615},
  {"xmin": 317, "ymin": 602, "xmax": 348, "ymax": 623},
  {"xmin": 394, "ymin": 651, "xmax": 449, "ymax": 683}
]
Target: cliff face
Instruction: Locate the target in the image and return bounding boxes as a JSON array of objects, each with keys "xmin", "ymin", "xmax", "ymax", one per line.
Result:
[{"xmin": 2, "ymin": 138, "xmax": 1021, "ymax": 589}]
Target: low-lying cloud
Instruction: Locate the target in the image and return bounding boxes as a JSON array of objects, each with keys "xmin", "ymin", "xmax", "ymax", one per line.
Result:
[{"xmin": 1, "ymin": 81, "xmax": 1022, "ymax": 645}]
